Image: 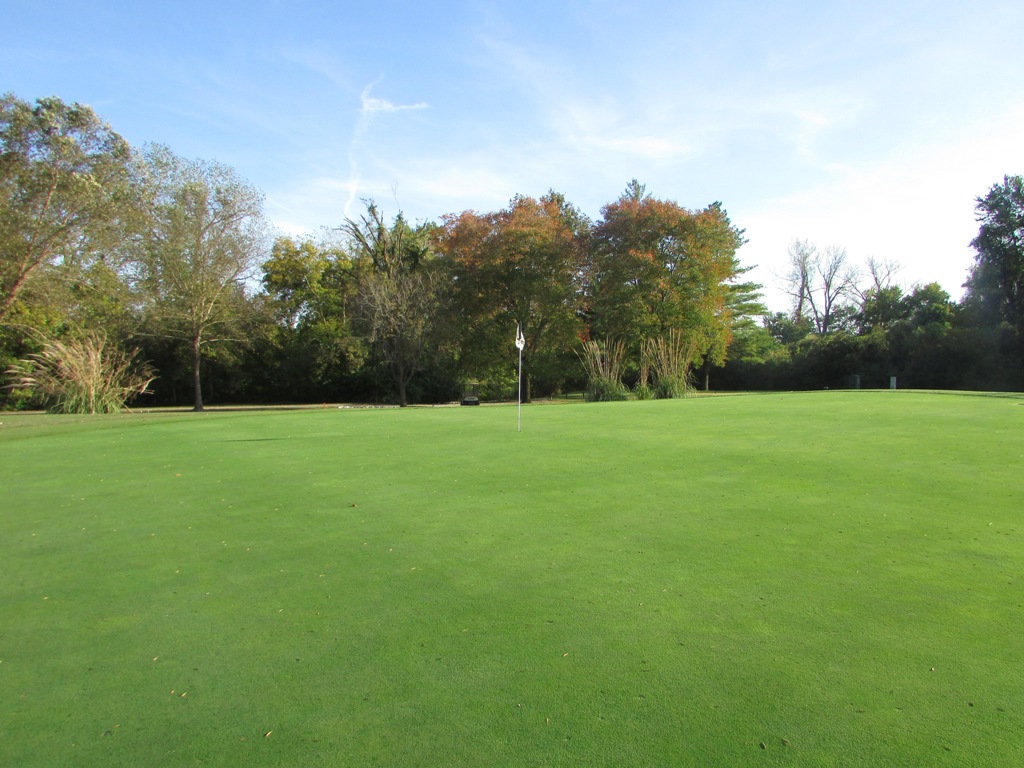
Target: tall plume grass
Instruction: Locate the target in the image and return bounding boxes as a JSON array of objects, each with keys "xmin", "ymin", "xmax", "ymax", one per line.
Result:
[
  {"xmin": 5, "ymin": 332, "xmax": 155, "ymax": 414},
  {"xmin": 643, "ymin": 330, "xmax": 697, "ymax": 398},
  {"xmin": 634, "ymin": 341, "xmax": 654, "ymax": 400},
  {"xmin": 577, "ymin": 337, "xmax": 629, "ymax": 401}
]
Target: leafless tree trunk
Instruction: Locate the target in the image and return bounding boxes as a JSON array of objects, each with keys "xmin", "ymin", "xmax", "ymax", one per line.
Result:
[
  {"xmin": 781, "ymin": 240, "xmax": 857, "ymax": 333},
  {"xmin": 853, "ymin": 256, "xmax": 903, "ymax": 304},
  {"xmin": 815, "ymin": 245, "xmax": 855, "ymax": 334},
  {"xmin": 783, "ymin": 239, "xmax": 816, "ymax": 323}
]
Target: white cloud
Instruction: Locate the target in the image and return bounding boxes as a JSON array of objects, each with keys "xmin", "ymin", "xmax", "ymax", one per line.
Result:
[
  {"xmin": 552, "ymin": 98, "xmax": 692, "ymax": 162},
  {"xmin": 341, "ymin": 80, "xmax": 431, "ymax": 217},
  {"xmin": 360, "ymin": 83, "xmax": 429, "ymax": 114},
  {"xmin": 591, "ymin": 135, "xmax": 688, "ymax": 160},
  {"xmin": 394, "ymin": 163, "xmax": 517, "ymax": 213},
  {"xmin": 265, "ymin": 176, "xmax": 355, "ymax": 236}
]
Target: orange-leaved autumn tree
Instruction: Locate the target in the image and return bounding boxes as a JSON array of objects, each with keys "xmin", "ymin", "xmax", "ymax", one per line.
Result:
[
  {"xmin": 435, "ymin": 192, "xmax": 587, "ymax": 399},
  {"xmin": 584, "ymin": 180, "xmax": 746, "ymax": 390}
]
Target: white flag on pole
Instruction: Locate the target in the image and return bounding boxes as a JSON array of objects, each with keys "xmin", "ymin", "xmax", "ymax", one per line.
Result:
[{"xmin": 516, "ymin": 323, "xmax": 525, "ymax": 432}]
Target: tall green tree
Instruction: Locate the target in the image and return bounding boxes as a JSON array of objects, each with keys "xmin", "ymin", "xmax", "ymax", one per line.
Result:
[
  {"xmin": 260, "ymin": 235, "xmax": 367, "ymax": 396},
  {"xmin": 902, "ymin": 282, "xmax": 953, "ymax": 329},
  {"xmin": 0, "ymin": 93, "xmax": 132, "ymax": 325},
  {"xmin": 132, "ymin": 145, "xmax": 267, "ymax": 410},
  {"xmin": 699, "ymin": 271, "xmax": 766, "ymax": 390},
  {"xmin": 343, "ymin": 202, "xmax": 440, "ymax": 406},
  {"xmin": 857, "ymin": 285, "xmax": 905, "ymax": 334},
  {"xmin": 966, "ymin": 174, "xmax": 1024, "ymax": 331}
]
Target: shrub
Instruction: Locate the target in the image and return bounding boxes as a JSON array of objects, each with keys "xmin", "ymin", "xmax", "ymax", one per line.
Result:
[
  {"xmin": 633, "ymin": 382, "xmax": 655, "ymax": 400},
  {"xmin": 585, "ymin": 377, "xmax": 630, "ymax": 402},
  {"xmin": 478, "ymin": 373, "xmax": 517, "ymax": 402},
  {"xmin": 655, "ymin": 377, "xmax": 691, "ymax": 399},
  {"xmin": 5, "ymin": 332, "xmax": 155, "ymax": 414}
]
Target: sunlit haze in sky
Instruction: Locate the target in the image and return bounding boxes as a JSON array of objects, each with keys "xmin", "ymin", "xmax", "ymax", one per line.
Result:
[{"xmin": 6, "ymin": 0, "xmax": 1024, "ymax": 309}]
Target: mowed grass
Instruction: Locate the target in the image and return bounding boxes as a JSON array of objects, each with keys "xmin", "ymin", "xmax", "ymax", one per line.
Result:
[{"xmin": 1, "ymin": 392, "xmax": 1022, "ymax": 767}]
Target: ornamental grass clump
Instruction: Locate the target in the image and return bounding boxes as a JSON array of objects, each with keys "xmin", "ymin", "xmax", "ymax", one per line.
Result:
[
  {"xmin": 5, "ymin": 332, "xmax": 155, "ymax": 414},
  {"xmin": 644, "ymin": 330, "xmax": 697, "ymax": 398},
  {"xmin": 577, "ymin": 337, "xmax": 629, "ymax": 401},
  {"xmin": 633, "ymin": 346, "xmax": 655, "ymax": 400}
]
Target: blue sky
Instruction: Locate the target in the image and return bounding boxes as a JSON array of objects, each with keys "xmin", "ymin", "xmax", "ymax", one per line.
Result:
[{"xmin": 6, "ymin": 0, "xmax": 1024, "ymax": 309}]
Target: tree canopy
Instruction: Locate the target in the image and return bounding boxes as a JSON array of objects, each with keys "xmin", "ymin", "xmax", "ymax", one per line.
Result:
[
  {"xmin": 967, "ymin": 174, "xmax": 1024, "ymax": 331},
  {"xmin": 131, "ymin": 145, "xmax": 267, "ymax": 410},
  {"xmin": 3, "ymin": 92, "xmax": 1021, "ymax": 408},
  {"xmin": 437, "ymin": 192, "xmax": 586, "ymax": 399},
  {"xmin": 0, "ymin": 93, "xmax": 131, "ymax": 324},
  {"xmin": 585, "ymin": 181, "xmax": 747, "ymax": 390}
]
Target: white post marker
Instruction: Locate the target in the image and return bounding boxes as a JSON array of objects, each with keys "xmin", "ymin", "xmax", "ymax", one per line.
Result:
[{"xmin": 515, "ymin": 323, "xmax": 526, "ymax": 432}]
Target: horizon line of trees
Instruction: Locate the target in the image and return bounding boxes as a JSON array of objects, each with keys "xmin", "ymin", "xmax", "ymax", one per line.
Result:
[
  {"xmin": 719, "ymin": 180, "xmax": 1024, "ymax": 392},
  {"xmin": 2, "ymin": 93, "xmax": 1022, "ymax": 412}
]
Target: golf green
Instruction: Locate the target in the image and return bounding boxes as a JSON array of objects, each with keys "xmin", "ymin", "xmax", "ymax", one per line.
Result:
[{"xmin": 1, "ymin": 392, "xmax": 1022, "ymax": 766}]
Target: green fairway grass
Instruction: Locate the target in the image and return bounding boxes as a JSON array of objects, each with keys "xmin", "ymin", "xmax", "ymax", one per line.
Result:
[{"xmin": 2, "ymin": 392, "xmax": 1022, "ymax": 766}]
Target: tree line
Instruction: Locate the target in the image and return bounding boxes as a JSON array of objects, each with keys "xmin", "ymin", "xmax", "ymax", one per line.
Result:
[
  {"xmin": 2, "ymin": 94, "xmax": 1021, "ymax": 411},
  {"xmin": 718, "ymin": 175, "xmax": 1024, "ymax": 393}
]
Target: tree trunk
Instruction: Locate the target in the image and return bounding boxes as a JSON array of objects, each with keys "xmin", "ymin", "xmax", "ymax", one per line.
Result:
[
  {"xmin": 396, "ymin": 358, "xmax": 409, "ymax": 406},
  {"xmin": 192, "ymin": 335, "xmax": 204, "ymax": 411},
  {"xmin": 521, "ymin": 353, "xmax": 531, "ymax": 403}
]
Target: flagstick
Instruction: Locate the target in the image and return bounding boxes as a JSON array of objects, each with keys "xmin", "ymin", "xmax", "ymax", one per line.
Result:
[
  {"xmin": 517, "ymin": 343, "xmax": 522, "ymax": 433},
  {"xmin": 516, "ymin": 323, "xmax": 524, "ymax": 432},
  {"xmin": 515, "ymin": 323, "xmax": 525, "ymax": 432}
]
